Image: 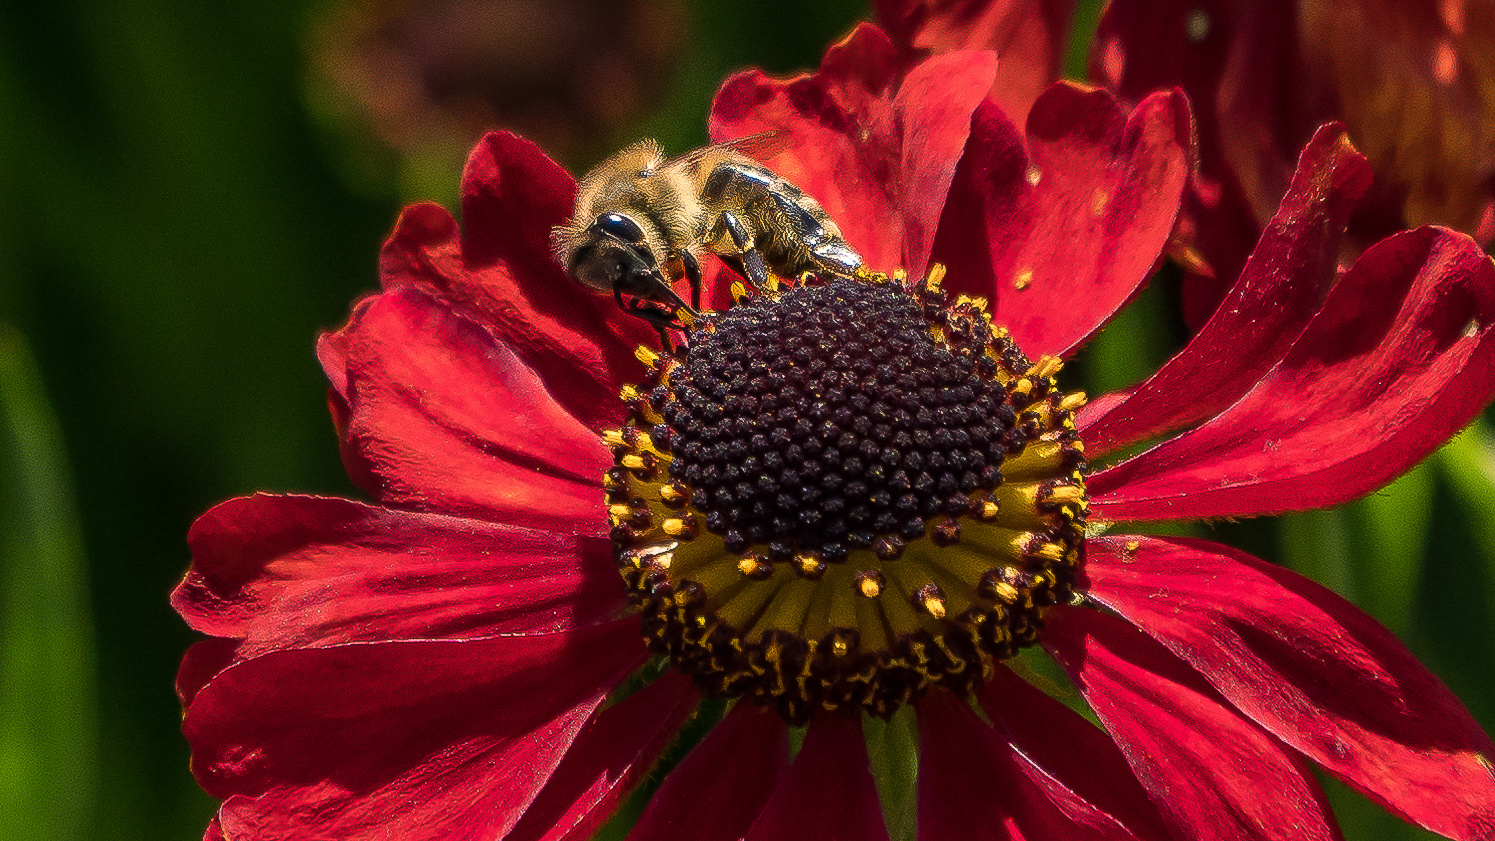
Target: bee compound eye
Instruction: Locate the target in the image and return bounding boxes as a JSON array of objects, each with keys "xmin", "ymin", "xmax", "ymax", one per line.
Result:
[{"xmin": 595, "ymin": 213, "xmax": 647, "ymax": 244}]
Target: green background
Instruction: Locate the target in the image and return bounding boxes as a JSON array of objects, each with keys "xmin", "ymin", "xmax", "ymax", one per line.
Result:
[{"xmin": 0, "ymin": 1, "xmax": 1489, "ymax": 839}]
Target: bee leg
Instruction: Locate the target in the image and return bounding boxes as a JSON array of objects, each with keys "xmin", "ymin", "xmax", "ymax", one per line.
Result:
[
  {"xmin": 680, "ymin": 250, "xmax": 703, "ymax": 310},
  {"xmin": 720, "ymin": 211, "xmax": 770, "ymax": 289},
  {"xmin": 618, "ymin": 294, "xmax": 678, "ymax": 351}
]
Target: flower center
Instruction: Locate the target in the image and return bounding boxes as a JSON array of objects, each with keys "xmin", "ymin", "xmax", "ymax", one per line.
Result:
[{"xmin": 605, "ymin": 269, "xmax": 1089, "ymax": 724}]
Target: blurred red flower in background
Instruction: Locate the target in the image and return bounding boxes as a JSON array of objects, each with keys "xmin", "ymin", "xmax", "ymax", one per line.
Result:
[
  {"xmin": 877, "ymin": 0, "xmax": 1495, "ymax": 330},
  {"xmin": 1095, "ymin": 0, "xmax": 1495, "ymax": 326},
  {"xmin": 875, "ymin": 0, "xmax": 1077, "ymax": 123},
  {"xmin": 176, "ymin": 22, "xmax": 1495, "ymax": 841}
]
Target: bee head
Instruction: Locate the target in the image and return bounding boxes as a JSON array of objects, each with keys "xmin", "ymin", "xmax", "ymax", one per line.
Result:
[{"xmin": 559, "ymin": 212, "xmax": 668, "ymax": 300}]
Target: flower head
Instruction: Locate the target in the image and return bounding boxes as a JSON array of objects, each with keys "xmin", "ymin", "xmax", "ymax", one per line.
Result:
[{"xmin": 177, "ymin": 24, "xmax": 1495, "ymax": 841}]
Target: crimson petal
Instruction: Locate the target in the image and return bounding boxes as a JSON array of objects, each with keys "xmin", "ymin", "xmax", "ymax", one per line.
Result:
[
  {"xmin": 919, "ymin": 688, "xmax": 1157, "ymax": 841},
  {"xmin": 177, "ymin": 638, "xmax": 239, "ymax": 708},
  {"xmin": 319, "ymin": 285, "xmax": 611, "ymax": 530},
  {"xmin": 709, "ymin": 23, "xmax": 995, "ymax": 276},
  {"xmin": 1045, "ymin": 606, "xmax": 1341, "ymax": 841},
  {"xmin": 378, "ymin": 135, "xmax": 656, "ymax": 432},
  {"xmin": 1083, "ymin": 535, "xmax": 1495, "ymax": 839},
  {"xmin": 932, "ymin": 84, "xmax": 1191, "ymax": 359},
  {"xmin": 190, "ymin": 622, "xmax": 645, "ymax": 840},
  {"xmin": 976, "ymin": 667, "xmax": 1172, "ymax": 841},
  {"xmin": 1091, "ymin": 0, "xmax": 1300, "ymax": 328},
  {"xmin": 175, "ymin": 493, "xmax": 623, "ymax": 658},
  {"xmin": 1090, "ymin": 226, "xmax": 1495, "ymax": 520},
  {"xmin": 508, "ymin": 672, "xmax": 699, "ymax": 841},
  {"xmin": 627, "ymin": 703, "xmax": 790, "ymax": 841},
  {"xmin": 710, "ymin": 25, "xmax": 901, "ymax": 272},
  {"xmin": 876, "ymin": 0, "xmax": 1076, "ymax": 123},
  {"xmin": 746, "ymin": 711, "xmax": 890, "ymax": 841},
  {"xmin": 1080, "ymin": 124, "xmax": 1372, "ymax": 458}
]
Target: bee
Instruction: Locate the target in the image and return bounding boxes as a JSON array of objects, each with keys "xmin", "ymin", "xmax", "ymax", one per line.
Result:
[{"xmin": 551, "ymin": 135, "xmax": 864, "ymax": 340}]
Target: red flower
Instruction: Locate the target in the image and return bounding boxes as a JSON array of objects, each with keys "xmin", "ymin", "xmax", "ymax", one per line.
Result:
[
  {"xmin": 874, "ymin": 0, "xmax": 1078, "ymax": 126},
  {"xmin": 176, "ymin": 25, "xmax": 1495, "ymax": 841},
  {"xmin": 1092, "ymin": 0, "xmax": 1495, "ymax": 326}
]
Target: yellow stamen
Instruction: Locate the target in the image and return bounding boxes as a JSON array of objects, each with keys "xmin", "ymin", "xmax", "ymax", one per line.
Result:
[
  {"xmin": 990, "ymin": 581, "xmax": 1019, "ymax": 603},
  {"xmin": 920, "ymin": 591, "xmax": 947, "ymax": 619},
  {"xmin": 1059, "ymin": 392, "xmax": 1088, "ymax": 413},
  {"xmin": 737, "ymin": 555, "xmax": 768, "ymax": 577},
  {"xmin": 925, "ymin": 263, "xmax": 947, "ymax": 291},
  {"xmin": 635, "ymin": 345, "xmax": 660, "ymax": 367},
  {"xmin": 1033, "ymin": 542, "xmax": 1066, "ymax": 562},
  {"xmin": 794, "ymin": 553, "xmax": 826, "ymax": 580},
  {"xmin": 1030, "ymin": 355, "xmax": 1064, "ymax": 379},
  {"xmin": 1043, "ymin": 484, "xmax": 1086, "ymax": 506}
]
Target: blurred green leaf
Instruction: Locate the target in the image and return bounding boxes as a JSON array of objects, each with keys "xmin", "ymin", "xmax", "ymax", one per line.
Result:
[
  {"xmin": 1280, "ymin": 508, "xmax": 1356, "ymax": 599},
  {"xmin": 1065, "ymin": 0, "xmax": 1105, "ymax": 79},
  {"xmin": 0, "ymin": 324, "xmax": 98, "ymax": 840},
  {"xmin": 864, "ymin": 706, "xmax": 918, "ymax": 841},
  {"xmin": 1278, "ymin": 458, "xmax": 1435, "ymax": 637},
  {"xmin": 1348, "ymin": 460, "xmax": 1434, "ymax": 635},
  {"xmin": 1439, "ymin": 417, "xmax": 1495, "ymax": 582}
]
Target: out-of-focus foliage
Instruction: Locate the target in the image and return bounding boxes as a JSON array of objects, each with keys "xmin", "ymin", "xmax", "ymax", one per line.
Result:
[{"xmin": 0, "ymin": 327, "xmax": 97, "ymax": 841}]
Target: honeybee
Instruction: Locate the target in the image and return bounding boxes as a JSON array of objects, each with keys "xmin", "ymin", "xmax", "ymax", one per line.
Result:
[{"xmin": 551, "ymin": 135, "xmax": 864, "ymax": 338}]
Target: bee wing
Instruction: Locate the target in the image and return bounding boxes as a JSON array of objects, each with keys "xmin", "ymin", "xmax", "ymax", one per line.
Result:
[{"xmin": 673, "ymin": 131, "xmax": 790, "ymax": 170}]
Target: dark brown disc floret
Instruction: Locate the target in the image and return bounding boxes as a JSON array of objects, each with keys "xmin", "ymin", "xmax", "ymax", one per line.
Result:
[{"xmin": 605, "ymin": 267, "xmax": 1089, "ymax": 724}]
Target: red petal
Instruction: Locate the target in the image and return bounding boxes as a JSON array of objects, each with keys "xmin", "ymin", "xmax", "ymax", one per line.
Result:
[
  {"xmin": 1092, "ymin": 0, "xmax": 1301, "ymax": 327},
  {"xmin": 1083, "ymin": 535, "xmax": 1495, "ymax": 839},
  {"xmin": 976, "ymin": 668, "xmax": 1171, "ymax": 841},
  {"xmin": 1045, "ymin": 606, "xmax": 1342, "ymax": 841},
  {"xmin": 1091, "ymin": 227, "xmax": 1495, "ymax": 519},
  {"xmin": 627, "ymin": 703, "xmax": 790, "ymax": 841},
  {"xmin": 892, "ymin": 50, "xmax": 1000, "ymax": 275},
  {"xmin": 746, "ymin": 711, "xmax": 890, "ymax": 841},
  {"xmin": 932, "ymin": 84, "xmax": 1191, "ymax": 358},
  {"xmin": 320, "ymin": 285, "xmax": 610, "ymax": 529},
  {"xmin": 919, "ymin": 688, "xmax": 1158, "ymax": 841},
  {"xmin": 709, "ymin": 24, "xmax": 995, "ymax": 275},
  {"xmin": 1080, "ymin": 124, "xmax": 1371, "ymax": 458},
  {"xmin": 710, "ymin": 25, "xmax": 900, "ymax": 272},
  {"xmin": 509, "ymin": 672, "xmax": 699, "ymax": 841},
  {"xmin": 174, "ymin": 493, "xmax": 623, "ymax": 657},
  {"xmin": 177, "ymin": 638, "xmax": 239, "ymax": 708},
  {"xmin": 379, "ymin": 136, "xmax": 657, "ymax": 432},
  {"xmin": 876, "ymin": 0, "xmax": 1076, "ymax": 123},
  {"xmin": 188, "ymin": 622, "xmax": 645, "ymax": 839}
]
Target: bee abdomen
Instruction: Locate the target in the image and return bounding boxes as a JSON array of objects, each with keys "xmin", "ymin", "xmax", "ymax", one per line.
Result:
[{"xmin": 702, "ymin": 161, "xmax": 862, "ymax": 278}]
